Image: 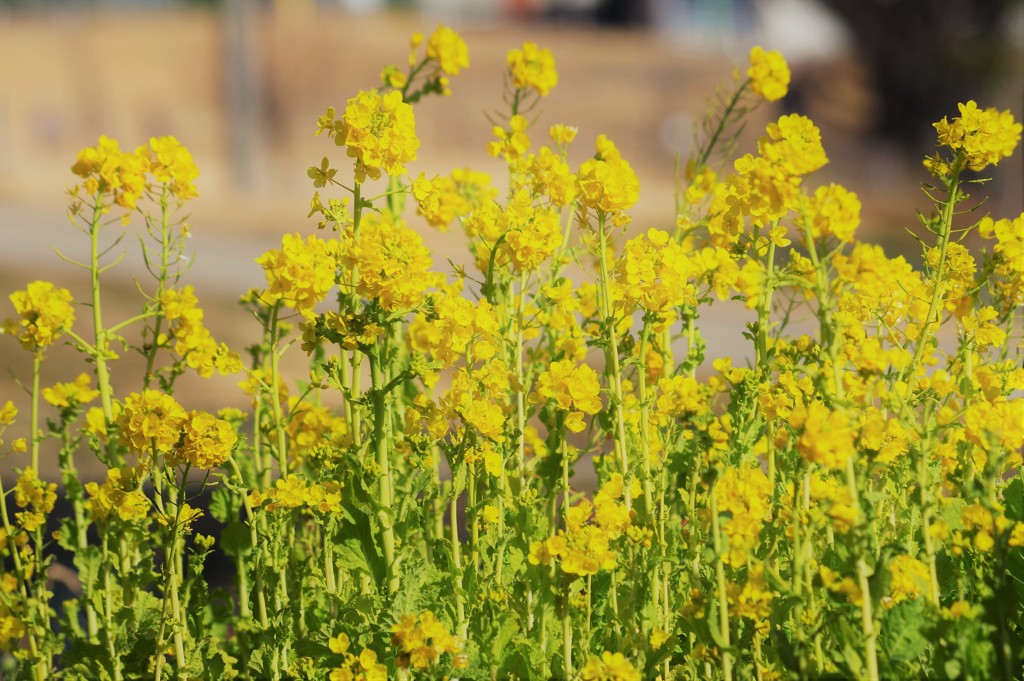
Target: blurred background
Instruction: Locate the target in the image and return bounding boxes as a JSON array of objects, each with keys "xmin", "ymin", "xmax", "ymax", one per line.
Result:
[{"xmin": 0, "ymin": 0, "xmax": 1022, "ymax": 483}]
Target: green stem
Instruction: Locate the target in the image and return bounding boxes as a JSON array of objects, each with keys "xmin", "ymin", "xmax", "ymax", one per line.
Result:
[
  {"xmin": 88, "ymin": 202, "xmax": 116, "ymax": 462},
  {"xmin": 710, "ymin": 482, "xmax": 733, "ymax": 681},
  {"xmin": 596, "ymin": 213, "xmax": 632, "ymax": 509},
  {"xmin": 370, "ymin": 347, "xmax": 399, "ymax": 597}
]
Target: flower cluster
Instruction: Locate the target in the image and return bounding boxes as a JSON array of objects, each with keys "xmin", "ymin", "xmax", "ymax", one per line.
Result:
[
  {"xmin": 391, "ymin": 611, "xmax": 464, "ymax": 670},
  {"xmin": 929, "ymin": 100, "xmax": 1022, "ymax": 173},
  {"xmin": 118, "ymin": 390, "xmax": 188, "ymax": 454},
  {"xmin": 534, "ymin": 359, "xmax": 602, "ymax": 432},
  {"xmin": 341, "ymin": 213, "xmax": 436, "ymax": 311},
  {"xmin": 577, "ymin": 135, "xmax": 640, "ymax": 218},
  {"xmin": 257, "ymin": 233, "xmax": 339, "ymax": 318},
  {"xmin": 747, "ymin": 46, "xmax": 790, "ymax": 102},
  {"xmin": 580, "ymin": 651, "xmax": 642, "ymax": 680},
  {"xmin": 319, "ymin": 89, "xmax": 420, "ymax": 183},
  {"xmin": 5, "ymin": 280, "xmax": 75, "ymax": 352},
  {"xmin": 327, "ymin": 633, "xmax": 386, "ymax": 681},
  {"xmin": 506, "ymin": 41, "xmax": 558, "ymax": 96}
]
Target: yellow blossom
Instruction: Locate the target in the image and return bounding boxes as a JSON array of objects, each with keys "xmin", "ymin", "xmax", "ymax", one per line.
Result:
[
  {"xmin": 507, "ymin": 41, "xmax": 557, "ymax": 96},
  {"xmin": 747, "ymin": 46, "xmax": 790, "ymax": 102}
]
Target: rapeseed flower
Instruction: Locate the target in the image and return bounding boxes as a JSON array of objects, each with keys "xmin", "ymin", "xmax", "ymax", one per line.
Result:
[
  {"xmin": 580, "ymin": 651, "xmax": 641, "ymax": 680},
  {"xmin": 118, "ymin": 390, "xmax": 188, "ymax": 454},
  {"xmin": 507, "ymin": 41, "xmax": 557, "ymax": 96},
  {"xmin": 930, "ymin": 101, "xmax": 1021, "ymax": 173},
  {"xmin": 577, "ymin": 135, "xmax": 639, "ymax": 216},
  {"xmin": 747, "ymin": 46, "xmax": 790, "ymax": 102},
  {"xmin": 426, "ymin": 24, "xmax": 469, "ymax": 76},
  {"xmin": 257, "ymin": 233, "xmax": 338, "ymax": 318},
  {"xmin": 329, "ymin": 89, "xmax": 420, "ymax": 182},
  {"xmin": 6, "ymin": 281, "xmax": 75, "ymax": 352}
]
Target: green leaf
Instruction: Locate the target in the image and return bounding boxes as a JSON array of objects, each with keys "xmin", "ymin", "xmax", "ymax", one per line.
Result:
[
  {"xmin": 880, "ymin": 599, "xmax": 929, "ymax": 664},
  {"xmin": 1003, "ymin": 475, "xmax": 1024, "ymax": 522},
  {"xmin": 221, "ymin": 521, "xmax": 253, "ymax": 558},
  {"xmin": 209, "ymin": 486, "xmax": 239, "ymax": 524}
]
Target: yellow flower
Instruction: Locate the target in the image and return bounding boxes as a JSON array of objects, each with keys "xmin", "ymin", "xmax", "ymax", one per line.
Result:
[
  {"xmin": 577, "ymin": 135, "xmax": 640, "ymax": 215},
  {"xmin": 488, "ymin": 114, "xmax": 531, "ymax": 162},
  {"xmin": 336, "ymin": 89, "xmax": 419, "ymax": 182},
  {"xmin": 507, "ymin": 41, "xmax": 557, "ymax": 96},
  {"xmin": 411, "ymin": 173, "xmax": 469, "ymax": 231},
  {"xmin": 0, "ymin": 401, "xmax": 16, "ymax": 426},
  {"xmin": 883, "ymin": 554, "xmax": 931, "ymax": 607},
  {"xmin": 793, "ymin": 401, "xmax": 854, "ymax": 470},
  {"xmin": 42, "ymin": 373, "xmax": 99, "ymax": 409},
  {"xmin": 803, "ymin": 183, "xmax": 861, "ymax": 243},
  {"xmin": 930, "ymin": 101, "xmax": 1021, "ymax": 173},
  {"xmin": 174, "ymin": 410, "xmax": 237, "ymax": 469},
  {"xmin": 426, "ymin": 25, "xmax": 469, "ymax": 76},
  {"xmin": 6, "ymin": 281, "xmax": 75, "ymax": 352},
  {"xmin": 341, "ymin": 213, "xmax": 436, "ymax": 311},
  {"xmin": 716, "ymin": 464, "xmax": 772, "ymax": 565},
  {"xmin": 257, "ymin": 234, "xmax": 338, "ymax": 318},
  {"xmin": 614, "ymin": 228, "xmax": 698, "ymax": 318},
  {"xmin": 534, "ymin": 360, "xmax": 602, "ymax": 415},
  {"xmin": 392, "ymin": 611, "xmax": 462, "ymax": 670},
  {"xmin": 580, "ymin": 651, "xmax": 641, "ymax": 681},
  {"xmin": 139, "ymin": 135, "xmax": 199, "ymax": 200},
  {"xmin": 70, "ymin": 135, "xmax": 147, "ymax": 213},
  {"xmin": 549, "ymin": 124, "xmax": 578, "ymax": 145},
  {"xmin": 747, "ymin": 46, "xmax": 790, "ymax": 102},
  {"xmin": 117, "ymin": 390, "xmax": 188, "ymax": 454}
]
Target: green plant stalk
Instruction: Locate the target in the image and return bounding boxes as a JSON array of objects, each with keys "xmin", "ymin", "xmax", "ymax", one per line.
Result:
[
  {"xmin": 450, "ymin": 489, "xmax": 466, "ymax": 636},
  {"xmin": 370, "ymin": 347, "xmax": 399, "ymax": 597},
  {"xmin": 710, "ymin": 482, "xmax": 733, "ymax": 681},
  {"xmin": 754, "ymin": 237, "xmax": 777, "ymax": 489},
  {"xmin": 268, "ymin": 305, "xmax": 289, "ymax": 475},
  {"xmin": 596, "ymin": 212, "xmax": 632, "ymax": 509},
  {"xmin": 0, "ymin": 477, "xmax": 45, "ymax": 680},
  {"xmin": 143, "ymin": 186, "xmax": 171, "ymax": 388},
  {"xmin": 154, "ymin": 467, "xmax": 190, "ymax": 681},
  {"xmin": 800, "ymin": 210, "xmax": 879, "ymax": 681},
  {"xmin": 88, "ymin": 202, "xmax": 116, "ymax": 462},
  {"xmin": 59, "ymin": 423, "xmax": 98, "ymax": 639},
  {"xmin": 515, "ymin": 270, "xmax": 528, "ymax": 489},
  {"xmin": 845, "ymin": 456, "xmax": 879, "ymax": 681},
  {"xmin": 30, "ymin": 355, "xmax": 40, "ymax": 470},
  {"xmin": 559, "ymin": 419, "xmax": 574, "ymax": 678},
  {"xmin": 900, "ymin": 167, "xmax": 961, "ymax": 386},
  {"xmin": 637, "ymin": 323, "xmax": 661, "ymax": 621},
  {"xmin": 100, "ymin": 528, "xmax": 124, "ymax": 681}
]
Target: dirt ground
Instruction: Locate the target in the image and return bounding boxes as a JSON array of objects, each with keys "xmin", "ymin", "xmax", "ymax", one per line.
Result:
[{"xmin": 0, "ymin": 7, "xmax": 1021, "ymax": 481}]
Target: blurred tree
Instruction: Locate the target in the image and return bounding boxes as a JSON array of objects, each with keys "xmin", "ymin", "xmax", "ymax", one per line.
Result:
[{"xmin": 822, "ymin": 0, "xmax": 1020, "ymax": 148}]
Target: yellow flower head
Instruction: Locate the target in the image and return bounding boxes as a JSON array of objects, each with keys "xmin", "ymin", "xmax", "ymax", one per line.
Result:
[
  {"xmin": 138, "ymin": 135, "xmax": 199, "ymax": 200},
  {"xmin": 392, "ymin": 611, "xmax": 462, "ymax": 670},
  {"xmin": 580, "ymin": 651, "xmax": 641, "ymax": 681},
  {"xmin": 577, "ymin": 135, "xmax": 639, "ymax": 215},
  {"xmin": 257, "ymin": 233, "xmax": 338, "ymax": 318},
  {"xmin": 70, "ymin": 135, "xmax": 147, "ymax": 213},
  {"xmin": 507, "ymin": 41, "xmax": 558, "ymax": 96},
  {"xmin": 426, "ymin": 25, "xmax": 469, "ymax": 76},
  {"xmin": 803, "ymin": 183, "xmax": 861, "ymax": 243},
  {"xmin": 341, "ymin": 213, "xmax": 437, "ymax": 311},
  {"xmin": 173, "ymin": 410, "xmax": 237, "ymax": 469},
  {"xmin": 118, "ymin": 390, "xmax": 188, "ymax": 454},
  {"xmin": 7, "ymin": 281, "xmax": 75, "ymax": 352},
  {"xmin": 747, "ymin": 46, "xmax": 790, "ymax": 102},
  {"xmin": 931, "ymin": 101, "xmax": 1021, "ymax": 173},
  {"xmin": 337, "ymin": 89, "xmax": 419, "ymax": 182},
  {"xmin": 42, "ymin": 373, "xmax": 100, "ymax": 409}
]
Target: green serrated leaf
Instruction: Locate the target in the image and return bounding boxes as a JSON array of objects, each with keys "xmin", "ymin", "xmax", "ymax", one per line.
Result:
[
  {"xmin": 221, "ymin": 521, "xmax": 253, "ymax": 558},
  {"xmin": 209, "ymin": 486, "xmax": 239, "ymax": 524}
]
